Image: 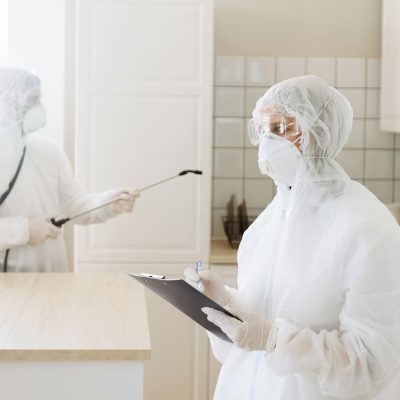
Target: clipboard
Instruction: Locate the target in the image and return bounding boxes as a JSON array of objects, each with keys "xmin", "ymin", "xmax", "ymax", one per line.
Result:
[{"xmin": 126, "ymin": 272, "xmax": 240, "ymax": 343}]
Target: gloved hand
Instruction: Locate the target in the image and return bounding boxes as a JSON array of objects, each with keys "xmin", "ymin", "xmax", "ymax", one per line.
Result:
[
  {"xmin": 108, "ymin": 188, "xmax": 140, "ymax": 214},
  {"xmin": 202, "ymin": 307, "xmax": 271, "ymax": 351},
  {"xmin": 184, "ymin": 267, "xmax": 232, "ymax": 306},
  {"xmin": 28, "ymin": 216, "xmax": 61, "ymax": 245}
]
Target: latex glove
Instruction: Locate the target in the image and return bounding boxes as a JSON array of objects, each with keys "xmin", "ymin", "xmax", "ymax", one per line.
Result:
[
  {"xmin": 202, "ymin": 307, "xmax": 271, "ymax": 351},
  {"xmin": 28, "ymin": 216, "xmax": 61, "ymax": 245},
  {"xmin": 108, "ymin": 188, "xmax": 140, "ymax": 214},
  {"xmin": 184, "ymin": 267, "xmax": 232, "ymax": 306}
]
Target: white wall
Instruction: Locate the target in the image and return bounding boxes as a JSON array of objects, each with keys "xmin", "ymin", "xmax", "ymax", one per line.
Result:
[
  {"xmin": 7, "ymin": 0, "xmax": 65, "ymax": 150},
  {"xmin": 215, "ymin": 0, "xmax": 382, "ymax": 57},
  {"xmin": 5, "ymin": 0, "xmax": 382, "ymax": 154},
  {"xmin": 7, "ymin": 0, "xmax": 74, "ymax": 268}
]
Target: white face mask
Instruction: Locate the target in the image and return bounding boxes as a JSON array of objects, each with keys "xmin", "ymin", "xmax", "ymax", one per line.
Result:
[
  {"xmin": 22, "ymin": 103, "xmax": 46, "ymax": 134},
  {"xmin": 258, "ymin": 132, "xmax": 302, "ymax": 186}
]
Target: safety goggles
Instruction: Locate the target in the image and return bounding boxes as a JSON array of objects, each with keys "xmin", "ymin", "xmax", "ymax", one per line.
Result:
[{"xmin": 247, "ymin": 113, "xmax": 299, "ymax": 145}]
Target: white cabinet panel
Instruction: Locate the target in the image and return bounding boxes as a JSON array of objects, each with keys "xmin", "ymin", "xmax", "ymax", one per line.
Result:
[
  {"xmin": 381, "ymin": 0, "xmax": 400, "ymax": 132},
  {"xmin": 144, "ymin": 289, "xmax": 208, "ymax": 400},
  {"xmin": 76, "ymin": 95, "xmax": 202, "ymax": 262},
  {"xmin": 75, "ymin": 0, "xmax": 212, "ymax": 265},
  {"xmin": 208, "ymin": 264, "xmax": 237, "ymax": 399},
  {"xmin": 0, "ymin": 361, "xmax": 144, "ymax": 400},
  {"xmin": 89, "ymin": 1, "xmax": 202, "ymax": 83}
]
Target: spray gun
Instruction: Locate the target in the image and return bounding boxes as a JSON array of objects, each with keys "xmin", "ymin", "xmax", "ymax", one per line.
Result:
[{"xmin": 50, "ymin": 169, "xmax": 203, "ymax": 227}]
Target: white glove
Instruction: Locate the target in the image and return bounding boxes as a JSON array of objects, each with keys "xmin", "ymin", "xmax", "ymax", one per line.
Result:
[
  {"xmin": 184, "ymin": 267, "xmax": 232, "ymax": 306},
  {"xmin": 202, "ymin": 307, "xmax": 271, "ymax": 351},
  {"xmin": 28, "ymin": 216, "xmax": 61, "ymax": 245},
  {"xmin": 108, "ymin": 188, "xmax": 140, "ymax": 214}
]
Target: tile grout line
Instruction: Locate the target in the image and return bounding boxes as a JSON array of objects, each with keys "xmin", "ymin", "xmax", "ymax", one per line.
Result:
[
  {"xmin": 362, "ymin": 57, "xmax": 368, "ymax": 186},
  {"xmin": 213, "ymin": 56, "xmax": 394, "ymax": 213},
  {"xmin": 242, "ymin": 56, "xmax": 247, "ymax": 205}
]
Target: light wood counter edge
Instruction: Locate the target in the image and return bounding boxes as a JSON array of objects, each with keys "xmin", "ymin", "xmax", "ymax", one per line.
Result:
[
  {"xmin": 0, "ymin": 273, "xmax": 151, "ymax": 361},
  {"xmin": 0, "ymin": 349, "xmax": 151, "ymax": 362},
  {"xmin": 210, "ymin": 239, "xmax": 238, "ymax": 265}
]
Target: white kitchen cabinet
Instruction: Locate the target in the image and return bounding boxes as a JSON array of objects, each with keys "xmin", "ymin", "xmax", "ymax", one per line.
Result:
[
  {"xmin": 207, "ymin": 240, "xmax": 238, "ymax": 398},
  {"xmin": 381, "ymin": 0, "xmax": 400, "ymax": 132},
  {"xmin": 72, "ymin": 1, "xmax": 213, "ymax": 399},
  {"xmin": 208, "ymin": 262, "xmax": 238, "ymax": 399}
]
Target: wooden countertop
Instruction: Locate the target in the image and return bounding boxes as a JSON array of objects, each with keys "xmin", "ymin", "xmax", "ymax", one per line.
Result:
[
  {"xmin": 210, "ymin": 239, "xmax": 238, "ymax": 265},
  {"xmin": 0, "ymin": 273, "xmax": 151, "ymax": 361}
]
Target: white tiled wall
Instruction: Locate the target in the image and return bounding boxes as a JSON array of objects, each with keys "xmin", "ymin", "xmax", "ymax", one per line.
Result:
[
  {"xmin": 336, "ymin": 58, "xmax": 366, "ymax": 88},
  {"xmin": 212, "ymin": 56, "xmax": 399, "ymax": 238}
]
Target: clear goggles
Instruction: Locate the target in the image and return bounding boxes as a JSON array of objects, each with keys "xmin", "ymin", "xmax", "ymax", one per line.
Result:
[{"xmin": 247, "ymin": 113, "xmax": 299, "ymax": 145}]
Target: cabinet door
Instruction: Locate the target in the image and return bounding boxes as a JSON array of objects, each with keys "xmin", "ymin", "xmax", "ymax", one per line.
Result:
[
  {"xmin": 381, "ymin": 0, "xmax": 400, "ymax": 132},
  {"xmin": 74, "ymin": 0, "xmax": 213, "ymax": 267},
  {"xmin": 208, "ymin": 264, "xmax": 238, "ymax": 399},
  {"xmin": 144, "ymin": 274, "xmax": 209, "ymax": 400}
]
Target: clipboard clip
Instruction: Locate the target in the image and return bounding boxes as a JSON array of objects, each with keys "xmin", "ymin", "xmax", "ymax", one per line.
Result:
[{"xmin": 140, "ymin": 273, "xmax": 165, "ymax": 279}]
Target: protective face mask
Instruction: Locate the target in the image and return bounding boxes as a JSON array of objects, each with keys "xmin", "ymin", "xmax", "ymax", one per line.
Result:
[
  {"xmin": 258, "ymin": 132, "xmax": 302, "ymax": 186},
  {"xmin": 22, "ymin": 103, "xmax": 46, "ymax": 134}
]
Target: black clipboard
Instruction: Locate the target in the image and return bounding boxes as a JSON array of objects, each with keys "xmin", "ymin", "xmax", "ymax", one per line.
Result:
[{"xmin": 126, "ymin": 272, "xmax": 240, "ymax": 343}]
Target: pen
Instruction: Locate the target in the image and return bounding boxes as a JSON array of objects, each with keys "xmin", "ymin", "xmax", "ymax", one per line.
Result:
[{"xmin": 195, "ymin": 260, "xmax": 202, "ymax": 274}]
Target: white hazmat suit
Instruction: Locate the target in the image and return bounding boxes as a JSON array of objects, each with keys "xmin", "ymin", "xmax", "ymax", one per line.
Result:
[
  {"xmin": 202, "ymin": 76, "xmax": 400, "ymax": 399},
  {"xmin": 0, "ymin": 67, "xmax": 139, "ymax": 272}
]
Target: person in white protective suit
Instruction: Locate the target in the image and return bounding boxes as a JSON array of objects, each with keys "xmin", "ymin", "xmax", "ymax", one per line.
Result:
[
  {"xmin": 185, "ymin": 75, "xmax": 400, "ymax": 399},
  {"xmin": 0, "ymin": 67, "xmax": 140, "ymax": 272}
]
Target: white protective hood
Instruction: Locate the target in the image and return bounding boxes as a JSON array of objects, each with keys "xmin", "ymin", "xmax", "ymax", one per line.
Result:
[
  {"xmin": 0, "ymin": 67, "xmax": 38, "ymax": 195},
  {"xmin": 209, "ymin": 76, "xmax": 400, "ymax": 400}
]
